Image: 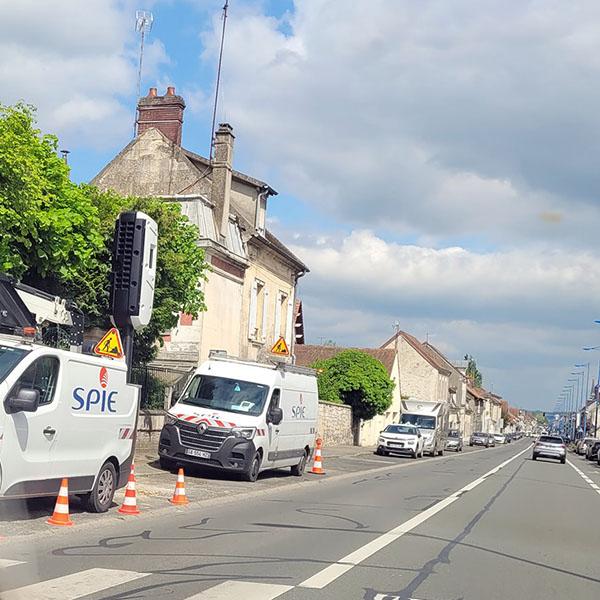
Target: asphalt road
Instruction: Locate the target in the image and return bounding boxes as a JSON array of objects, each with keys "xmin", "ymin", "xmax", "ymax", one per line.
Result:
[{"xmin": 2, "ymin": 439, "xmax": 600, "ymax": 599}]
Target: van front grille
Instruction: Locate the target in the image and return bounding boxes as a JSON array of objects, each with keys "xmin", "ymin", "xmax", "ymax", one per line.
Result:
[{"xmin": 175, "ymin": 421, "xmax": 230, "ymax": 452}]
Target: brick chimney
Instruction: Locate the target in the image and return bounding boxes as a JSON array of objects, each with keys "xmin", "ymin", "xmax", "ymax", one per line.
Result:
[
  {"xmin": 212, "ymin": 123, "xmax": 235, "ymax": 240},
  {"xmin": 136, "ymin": 86, "xmax": 185, "ymax": 145}
]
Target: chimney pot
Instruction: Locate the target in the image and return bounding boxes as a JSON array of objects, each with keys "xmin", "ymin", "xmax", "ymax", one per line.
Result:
[
  {"xmin": 148, "ymin": 87, "xmax": 157, "ymax": 97},
  {"xmin": 136, "ymin": 86, "xmax": 186, "ymax": 145},
  {"xmin": 166, "ymin": 86, "xmax": 175, "ymax": 96}
]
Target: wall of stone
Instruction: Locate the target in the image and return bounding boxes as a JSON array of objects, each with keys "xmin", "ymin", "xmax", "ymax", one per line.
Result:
[{"xmin": 318, "ymin": 401, "xmax": 353, "ymax": 446}]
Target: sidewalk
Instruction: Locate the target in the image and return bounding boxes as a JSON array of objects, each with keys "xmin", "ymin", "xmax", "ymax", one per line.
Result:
[{"xmin": 0, "ymin": 440, "xmax": 382, "ymax": 540}]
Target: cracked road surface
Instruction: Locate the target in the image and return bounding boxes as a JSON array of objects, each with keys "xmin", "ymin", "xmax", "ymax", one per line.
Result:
[{"xmin": 1, "ymin": 439, "xmax": 598, "ymax": 599}]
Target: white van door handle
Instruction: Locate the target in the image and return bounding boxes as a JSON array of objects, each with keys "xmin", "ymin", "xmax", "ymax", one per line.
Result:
[
  {"xmin": 43, "ymin": 427, "xmax": 56, "ymax": 436},
  {"xmin": 275, "ymin": 428, "xmax": 280, "ymax": 434}
]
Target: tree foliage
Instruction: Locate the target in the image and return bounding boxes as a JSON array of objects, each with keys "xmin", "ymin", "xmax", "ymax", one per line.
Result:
[
  {"xmin": 311, "ymin": 350, "xmax": 394, "ymax": 421},
  {"xmin": 464, "ymin": 354, "xmax": 483, "ymax": 387},
  {"xmin": 0, "ymin": 102, "xmax": 208, "ymax": 364}
]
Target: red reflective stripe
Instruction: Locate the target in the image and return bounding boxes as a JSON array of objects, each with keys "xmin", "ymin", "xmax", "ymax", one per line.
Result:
[
  {"xmin": 215, "ymin": 420, "xmax": 225, "ymax": 427},
  {"xmin": 185, "ymin": 416, "xmax": 196, "ymax": 422}
]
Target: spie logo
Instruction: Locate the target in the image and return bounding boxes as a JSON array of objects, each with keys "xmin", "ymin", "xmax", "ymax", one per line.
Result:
[{"xmin": 99, "ymin": 367, "xmax": 108, "ymax": 389}]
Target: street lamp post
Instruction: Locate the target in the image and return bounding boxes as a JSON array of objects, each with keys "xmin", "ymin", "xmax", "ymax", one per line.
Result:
[
  {"xmin": 571, "ymin": 370, "xmax": 585, "ymax": 439},
  {"xmin": 582, "ymin": 344, "xmax": 600, "ymax": 436},
  {"xmin": 567, "ymin": 382, "xmax": 577, "ymax": 440},
  {"xmin": 575, "ymin": 363, "xmax": 590, "ymax": 435}
]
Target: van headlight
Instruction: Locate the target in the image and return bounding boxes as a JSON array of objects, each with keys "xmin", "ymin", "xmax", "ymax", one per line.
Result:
[
  {"xmin": 164, "ymin": 414, "xmax": 177, "ymax": 426},
  {"xmin": 232, "ymin": 427, "xmax": 256, "ymax": 440}
]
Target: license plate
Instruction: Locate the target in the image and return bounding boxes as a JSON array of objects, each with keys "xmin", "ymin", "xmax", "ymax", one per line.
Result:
[
  {"xmin": 390, "ymin": 442, "xmax": 404, "ymax": 447},
  {"xmin": 185, "ymin": 448, "xmax": 211, "ymax": 459}
]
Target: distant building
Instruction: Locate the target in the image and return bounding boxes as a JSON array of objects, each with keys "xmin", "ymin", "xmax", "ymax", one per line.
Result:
[{"xmin": 92, "ymin": 87, "xmax": 308, "ymax": 365}]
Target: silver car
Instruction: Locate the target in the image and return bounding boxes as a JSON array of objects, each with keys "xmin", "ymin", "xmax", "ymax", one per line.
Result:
[{"xmin": 532, "ymin": 435, "xmax": 566, "ymax": 464}]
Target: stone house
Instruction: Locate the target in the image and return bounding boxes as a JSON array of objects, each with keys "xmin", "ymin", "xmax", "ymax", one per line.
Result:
[
  {"xmin": 92, "ymin": 87, "xmax": 308, "ymax": 366},
  {"xmin": 468, "ymin": 384, "xmax": 492, "ymax": 433},
  {"xmin": 488, "ymin": 393, "xmax": 503, "ymax": 433},
  {"xmin": 380, "ymin": 331, "xmax": 451, "ymax": 425},
  {"xmin": 294, "ymin": 345, "xmax": 400, "ymax": 446},
  {"xmin": 422, "ymin": 342, "xmax": 471, "ymax": 440}
]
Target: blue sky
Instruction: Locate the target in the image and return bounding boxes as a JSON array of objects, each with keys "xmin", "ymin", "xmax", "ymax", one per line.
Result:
[{"xmin": 4, "ymin": 0, "xmax": 600, "ymax": 410}]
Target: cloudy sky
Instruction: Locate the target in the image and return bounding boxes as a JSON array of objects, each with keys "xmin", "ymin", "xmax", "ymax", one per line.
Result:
[{"xmin": 3, "ymin": 0, "xmax": 600, "ymax": 410}]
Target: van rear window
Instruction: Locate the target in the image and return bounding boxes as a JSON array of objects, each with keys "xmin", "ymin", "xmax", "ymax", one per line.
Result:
[
  {"xmin": 0, "ymin": 345, "xmax": 30, "ymax": 384},
  {"xmin": 179, "ymin": 375, "xmax": 269, "ymax": 416}
]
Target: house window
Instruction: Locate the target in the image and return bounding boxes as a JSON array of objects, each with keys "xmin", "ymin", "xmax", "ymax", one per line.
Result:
[{"xmin": 249, "ymin": 279, "xmax": 268, "ymax": 341}]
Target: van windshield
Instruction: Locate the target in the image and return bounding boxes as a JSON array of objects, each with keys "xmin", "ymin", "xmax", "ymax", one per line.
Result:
[
  {"xmin": 401, "ymin": 414, "xmax": 436, "ymax": 429},
  {"xmin": 0, "ymin": 345, "xmax": 30, "ymax": 384},
  {"xmin": 179, "ymin": 374, "xmax": 269, "ymax": 416}
]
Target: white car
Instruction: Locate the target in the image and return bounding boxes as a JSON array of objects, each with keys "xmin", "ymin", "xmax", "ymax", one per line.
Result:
[
  {"xmin": 376, "ymin": 424, "xmax": 424, "ymax": 458},
  {"xmin": 493, "ymin": 433, "xmax": 506, "ymax": 444}
]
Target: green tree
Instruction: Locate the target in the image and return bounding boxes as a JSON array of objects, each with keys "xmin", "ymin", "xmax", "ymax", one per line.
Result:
[
  {"xmin": 464, "ymin": 354, "xmax": 483, "ymax": 387},
  {"xmin": 311, "ymin": 350, "xmax": 394, "ymax": 443},
  {"xmin": 0, "ymin": 102, "xmax": 209, "ymax": 364},
  {"xmin": 0, "ymin": 103, "xmax": 105, "ymax": 291}
]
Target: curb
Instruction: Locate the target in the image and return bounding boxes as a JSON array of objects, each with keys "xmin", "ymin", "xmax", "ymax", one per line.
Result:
[{"xmin": 1, "ymin": 444, "xmax": 507, "ymax": 546}]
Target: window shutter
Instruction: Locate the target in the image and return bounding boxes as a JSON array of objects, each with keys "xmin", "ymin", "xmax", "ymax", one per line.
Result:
[
  {"xmin": 261, "ymin": 288, "xmax": 269, "ymax": 341},
  {"xmin": 285, "ymin": 295, "xmax": 294, "ymax": 346},
  {"xmin": 274, "ymin": 291, "xmax": 283, "ymax": 341},
  {"xmin": 248, "ymin": 280, "xmax": 258, "ymax": 339}
]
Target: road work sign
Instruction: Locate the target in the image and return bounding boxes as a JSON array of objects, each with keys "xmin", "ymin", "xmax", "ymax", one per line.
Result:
[
  {"xmin": 94, "ymin": 327, "xmax": 124, "ymax": 359},
  {"xmin": 270, "ymin": 336, "xmax": 290, "ymax": 356}
]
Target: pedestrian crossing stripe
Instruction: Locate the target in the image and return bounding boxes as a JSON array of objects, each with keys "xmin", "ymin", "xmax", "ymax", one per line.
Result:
[
  {"xmin": 1, "ymin": 567, "xmax": 148, "ymax": 599},
  {"xmin": 93, "ymin": 327, "xmax": 124, "ymax": 359}
]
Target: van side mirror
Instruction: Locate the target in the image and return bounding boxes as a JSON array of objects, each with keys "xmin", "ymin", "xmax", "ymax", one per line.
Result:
[
  {"xmin": 6, "ymin": 388, "xmax": 40, "ymax": 413},
  {"xmin": 269, "ymin": 407, "xmax": 283, "ymax": 425}
]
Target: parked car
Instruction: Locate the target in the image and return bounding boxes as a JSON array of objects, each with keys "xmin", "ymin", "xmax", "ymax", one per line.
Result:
[
  {"xmin": 469, "ymin": 432, "xmax": 489, "ymax": 447},
  {"xmin": 585, "ymin": 440, "xmax": 600, "ymax": 461},
  {"xmin": 493, "ymin": 433, "xmax": 506, "ymax": 444},
  {"xmin": 578, "ymin": 437, "xmax": 597, "ymax": 456},
  {"xmin": 445, "ymin": 430, "xmax": 463, "ymax": 452},
  {"xmin": 376, "ymin": 424, "xmax": 424, "ymax": 458},
  {"xmin": 487, "ymin": 433, "xmax": 496, "ymax": 447},
  {"xmin": 532, "ymin": 435, "xmax": 566, "ymax": 463}
]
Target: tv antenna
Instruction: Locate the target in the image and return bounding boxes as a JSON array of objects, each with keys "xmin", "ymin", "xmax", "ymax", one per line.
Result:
[
  {"xmin": 134, "ymin": 9, "xmax": 154, "ymax": 135},
  {"xmin": 209, "ymin": 0, "xmax": 230, "ymax": 160}
]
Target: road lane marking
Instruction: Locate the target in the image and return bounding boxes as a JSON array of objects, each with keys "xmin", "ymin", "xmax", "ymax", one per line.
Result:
[
  {"xmin": 185, "ymin": 581, "xmax": 293, "ymax": 599},
  {"xmin": 0, "ymin": 559, "xmax": 25, "ymax": 569},
  {"xmin": 299, "ymin": 444, "xmax": 531, "ymax": 589},
  {"xmin": 1, "ymin": 567, "xmax": 148, "ymax": 599},
  {"xmin": 567, "ymin": 460, "xmax": 600, "ymax": 496}
]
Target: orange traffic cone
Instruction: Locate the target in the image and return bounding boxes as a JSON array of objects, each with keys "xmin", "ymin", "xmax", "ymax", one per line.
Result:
[
  {"xmin": 310, "ymin": 438, "xmax": 326, "ymax": 475},
  {"xmin": 170, "ymin": 468, "xmax": 189, "ymax": 505},
  {"xmin": 47, "ymin": 478, "xmax": 73, "ymax": 526},
  {"xmin": 118, "ymin": 463, "xmax": 140, "ymax": 515}
]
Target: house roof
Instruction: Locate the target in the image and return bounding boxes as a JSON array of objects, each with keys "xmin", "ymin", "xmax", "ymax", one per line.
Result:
[
  {"xmin": 294, "ymin": 344, "xmax": 396, "ymax": 376},
  {"xmin": 467, "ymin": 384, "xmax": 490, "ymax": 400},
  {"xmin": 421, "ymin": 342, "xmax": 463, "ymax": 377},
  {"xmin": 182, "ymin": 148, "xmax": 277, "ymax": 195},
  {"xmin": 381, "ymin": 331, "xmax": 451, "ymax": 376}
]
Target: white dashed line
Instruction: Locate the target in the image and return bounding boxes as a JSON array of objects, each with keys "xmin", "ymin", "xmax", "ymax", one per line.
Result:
[{"xmin": 567, "ymin": 460, "xmax": 600, "ymax": 496}]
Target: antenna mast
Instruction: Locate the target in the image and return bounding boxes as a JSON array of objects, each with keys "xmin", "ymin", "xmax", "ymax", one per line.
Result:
[
  {"xmin": 210, "ymin": 0, "xmax": 230, "ymax": 160},
  {"xmin": 134, "ymin": 9, "xmax": 154, "ymax": 136}
]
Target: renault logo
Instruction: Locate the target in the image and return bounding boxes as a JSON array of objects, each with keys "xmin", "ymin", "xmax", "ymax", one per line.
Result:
[{"xmin": 197, "ymin": 422, "xmax": 208, "ymax": 435}]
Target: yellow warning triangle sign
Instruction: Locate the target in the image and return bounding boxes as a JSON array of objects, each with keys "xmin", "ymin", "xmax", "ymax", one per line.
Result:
[
  {"xmin": 93, "ymin": 327, "xmax": 124, "ymax": 359},
  {"xmin": 270, "ymin": 336, "xmax": 290, "ymax": 356}
]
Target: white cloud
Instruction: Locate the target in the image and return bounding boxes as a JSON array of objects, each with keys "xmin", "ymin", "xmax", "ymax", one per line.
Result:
[
  {"xmin": 290, "ymin": 230, "xmax": 600, "ymax": 408},
  {"xmin": 203, "ymin": 0, "xmax": 600, "ymax": 246},
  {"xmin": 0, "ymin": 0, "xmax": 169, "ymax": 149}
]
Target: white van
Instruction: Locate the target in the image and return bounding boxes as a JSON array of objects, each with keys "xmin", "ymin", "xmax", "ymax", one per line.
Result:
[
  {"xmin": 0, "ymin": 336, "xmax": 139, "ymax": 511},
  {"xmin": 400, "ymin": 398, "xmax": 448, "ymax": 457},
  {"xmin": 158, "ymin": 354, "xmax": 318, "ymax": 481}
]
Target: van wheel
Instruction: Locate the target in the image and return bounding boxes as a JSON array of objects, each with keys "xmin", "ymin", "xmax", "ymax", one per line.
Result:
[
  {"xmin": 438, "ymin": 449, "xmax": 444, "ymax": 456},
  {"xmin": 291, "ymin": 450, "xmax": 309, "ymax": 476},
  {"xmin": 83, "ymin": 461, "xmax": 117, "ymax": 513},
  {"xmin": 243, "ymin": 452, "xmax": 261, "ymax": 482}
]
